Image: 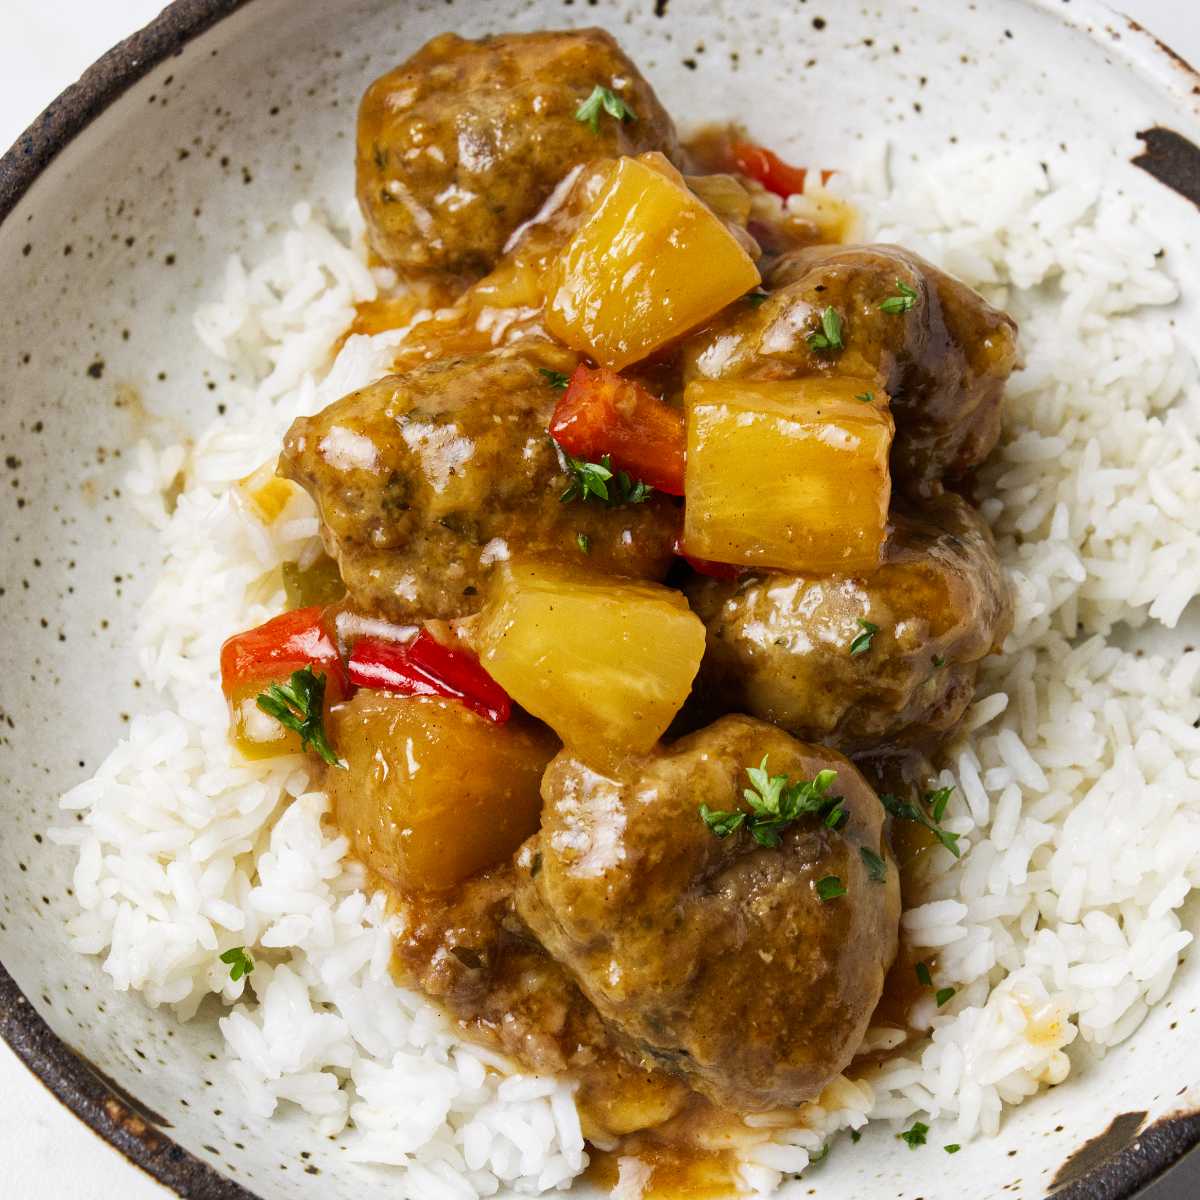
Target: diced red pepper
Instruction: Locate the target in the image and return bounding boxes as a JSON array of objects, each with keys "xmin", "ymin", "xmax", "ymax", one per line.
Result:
[
  {"xmin": 673, "ymin": 536, "xmax": 742, "ymax": 581},
  {"xmin": 731, "ymin": 141, "xmax": 835, "ymax": 200},
  {"xmin": 220, "ymin": 606, "xmax": 348, "ymax": 696},
  {"xmin": 348, "ymin": 630, "xmax": 512, "ymax": 724},
  {"xmin": 550, "ymin": 364, "xmax": 685, "ymax": 496},
  {"xmin": 219, "ymin": 606, "xmax": 348, "ymax": 760}
]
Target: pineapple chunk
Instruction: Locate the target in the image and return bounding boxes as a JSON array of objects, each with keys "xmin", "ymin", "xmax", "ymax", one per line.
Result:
[
  {"xmin": 237, "ymin": 460, "xmax": 300, "ymax": 524},
  {"xmin": 683, "ymin": 378, "xmax": 894, "ymax": 574},
  {"xmin": 328, "ymin": 692, "xmax": 557, "ymax": 893},
  {"xmin": 545, "ymin": 154, "xmax": 760, "ymax": 370},
  {"xmin": 476, "ymin": 562, "xmax": 706, "ymax": 755}
]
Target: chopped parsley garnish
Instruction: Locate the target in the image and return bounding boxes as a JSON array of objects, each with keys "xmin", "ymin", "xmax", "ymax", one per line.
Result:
[
  {"xmin": 915, "ymin": 960, "xmax": 933, "ymax": 988},
  {"xmin": 935, "ymin": 986, "xmax": 957, "ymax": 1008},
  {"xmin": 256, "ymin": 666, "xmax": 341, "ymax": 767},
  {"xmin": 559, "ymin": 452, "xmax": 613, "ymax": 503},
  {"xmin": 617, "ymin": 472, "xmax": 654, "ymax": 505},
  {"xmin": 879, "ymin": 279, "xmax": 918, "ymax": 314},
  {"xmin": 899, "ymin": 1121, "xmax": 929, "ymax": 1150},
  {"xmin": 220, "ymin": 946, "xmax": 254, "ymax": 982},
  {"xmin": 824, "ymin": 801, "xmax": 847, "ymax": 830},
  {"xmin": 806, "ymin": 306, "xmax": 844, "ymax": 352},
  {"xmin": 700, "ymin": 757, "xmax": 841, "ymax": 848},
  {"xmin": 575, "ymin": 85, "xmax": 637, "ymax": 134},
  {"xmin": 932, "ymin": 654, "xmax": 946, "ymax": 668},
  {"xmin": 559, "ymin": 450, "xmax": 653, "ymax": 507},
  {"xmin": 850, "ymin": 1129, "xmax": 862, "ymax": 1144},
  {"xmin": 854, "ymin": 391, "xmax": 875, "ymax": 403},
  {"xmin": 944, "ymin": 1144, "xmax": 961, "ymax": 1154},
  {"xmin": 540, "ymin": 367, "xmax": 571, "ymax": 390},
  {"xmin": 860, "ymin": 846, "xmax": 887, "ymax": 883},
  {"xmin": 928, "ymin": 785, "xmax": 954, "ymax": 823},
  {"xmin": 808, "ymin": 1144, "xmax": 830, "ymax": 1165},
  {"xmin": 576, "ymin": 532, "xmax": 592, "ymax": 554},
  {"xmin": 880, "ymin": 789, "xmax": 962, "ymax": 858},
  {"xmin": 746, "ymin": 289, "xmax": 770, "ymax": 308},
  {"xmin": 849, "ymin": 619, "xmax": 879, "ymax": 656},
  {"xmin": 816, "ymin": 875, "xmax": 847, "ymax": 902}
]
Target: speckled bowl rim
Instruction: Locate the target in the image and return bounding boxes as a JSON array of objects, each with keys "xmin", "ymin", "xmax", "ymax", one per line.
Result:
[{"xmin": 0, "ymin": 2, "xmax": 1198, "ymax": 1198}]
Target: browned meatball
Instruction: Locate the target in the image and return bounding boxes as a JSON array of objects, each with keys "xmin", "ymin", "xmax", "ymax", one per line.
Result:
[
  {"xmin": 280, "ymin": 343, "xmax": 678, "ymax": 621},
  {"xmin": 357, "ymin": 29, "xmax": 679, "ymax": 277},
  {"xmin": 685, "ymin": 494, "xmax": 1011, "ymax": 754},
  {"xmin": 682, "ymin": 244, "xmax": 1019, "ymax": 488},
  {"xmin": 514, "ymin": 715, "xmax": 900, "ymax": 1112}
]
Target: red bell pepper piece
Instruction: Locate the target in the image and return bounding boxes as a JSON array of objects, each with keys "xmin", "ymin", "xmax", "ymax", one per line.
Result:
[
  {"xmin": 732, "ymin": 142, "xmax": 835, "ymax": 200},
  {"xmin": 220, "ymin": 606, "xmax": 348, "ymax": 697},
  {"xmin": 550, "ymin": 364, "xmax": 685, "ymax": 496},
  {"xmin": 348, "ymin": 630, "xmax": 512, "ymax": 724},
  {"xmin": 673, "ymin": 536, "xmax": 742, "ymax": 582}
]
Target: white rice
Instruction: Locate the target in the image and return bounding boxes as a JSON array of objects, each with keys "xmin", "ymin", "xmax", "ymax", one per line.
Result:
[{"xmin": 50, "ymin": 146, "xmax": 1200, "ymax": 1197}]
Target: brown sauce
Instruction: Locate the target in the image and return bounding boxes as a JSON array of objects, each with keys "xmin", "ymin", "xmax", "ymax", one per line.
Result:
[
  {"xmin": 584, "ymin": 1144, "xmax": 740, "ymax": 1199},
  {"xmin": 870, "ymin": 943, "xmax": 937, "ymax": 1039}
]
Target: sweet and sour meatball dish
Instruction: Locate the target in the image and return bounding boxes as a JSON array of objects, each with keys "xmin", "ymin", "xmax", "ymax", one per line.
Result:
[
  {"xmin": 203, "ymin": 26, "xmax": 1025, "ymax": 1186},
  {"xmin": 208, "ymin": 27, "xmax": 1019, "ymax": 1185},
  {"xmin": 94, "ymin": 20, "xmax": 1200, "ymax": 1199}
]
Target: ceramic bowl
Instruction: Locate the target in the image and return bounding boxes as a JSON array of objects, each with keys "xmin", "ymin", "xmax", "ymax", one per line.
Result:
[{"xmin": 1, "ymin": 1, "xmax": 1198, "ymax": 1197}]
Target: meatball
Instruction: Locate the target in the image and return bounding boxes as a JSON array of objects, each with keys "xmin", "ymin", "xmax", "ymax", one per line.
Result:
[
  {"xmin": 686, "ymin": 494, "xmax": 1011, "ymax": 754},
  {"xmin": 515, "ymin": 715, "xmax": 900, "ymax": 1112},
  {"xmin": 357, "ymin": 29, "xmax": 679, "ymax": 277},
  {"xmin": 280, "ymin": 343, "xmax": 678, "ymax": 621},
  {"xmin": 681, "ymin": 243, "xmax": 1019, "ymax": 488}
]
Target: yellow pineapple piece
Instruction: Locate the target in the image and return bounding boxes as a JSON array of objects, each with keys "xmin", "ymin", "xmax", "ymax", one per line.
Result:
[
  {"xmin": 683, "ymin": 378, "xmax": 893, "ymax": 575},
  {"xmin": 328, "ymin": 692, "xmax": 557, "ymax": 893},
  {"xmin": 236, "ymin": 460, "xmax": 300, "ymax": 524},
  {"xmin": 476, "ymin": 562, "xmax": 706, "ymax": 755},
  {"xmin": 545, "ymin": 154, "xmax": 760, "ymax": 370}
]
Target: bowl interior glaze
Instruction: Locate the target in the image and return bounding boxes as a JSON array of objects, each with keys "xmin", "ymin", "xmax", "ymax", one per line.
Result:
[{"xmin": 1, "ymin": 1, "xmax": 1198, "ymax": 1197}]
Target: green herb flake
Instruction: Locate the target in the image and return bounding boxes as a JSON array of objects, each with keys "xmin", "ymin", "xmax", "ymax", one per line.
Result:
[
  {"xmin": 808, "ymin": 1145, "xmax": 830, "ymax": 1165},
  {"xmin": 935, "ymin": 986, "xmax": 957, "ymax": 1008},
  {"xmin": 699, "ymin": 803, "xmax": 746, "ymax": 839},
  {"xmin": 616, "ymin": 469, "xmax": 653, "ymax": 505},
  {"xmin": 915, "ymin": 960, "xmax": 933, "ymax": 988},
  {"xmin": 540, "ymin": 367, "xmax": 571, "ymax": 390},
  {"xmin": 816, "ymin": 874, "xmax": 846, "ymax": 902},
  {"xmin": 850, "ymin": 1129, "xmax": 862, "ymax": 1144},
  {"xmin": 932, "ymin": 654, "xmax": 946, "ymax": 668},
  {"xmin": 559, "ymin": 451, "xmax": 613, "ymax": 503},
  {"xmin": 806, "ymin": 306, "xmax": 844, "ymax": 352},
  {"xmin": 220, "ymin": 946, "xmax": 254, "ymax": 982},
  {"xmin": 700, "ymin": 758, "xmax": 842, "ymax": 848},
  {"xmin": 559, "ymin": 449, "xmax": 653, "ymax": 507},
  {"xmin": 256, "ymin": 666, "xmax": 341, "ymax": 767},
  {"xmin": 824, "ymin": 801, "xmax": 847, "ymax": 830},
  {"xmin": 899, "ymin": 1122, "xmax": 929, "ymax": 1150},
  {"xmin": 746, "ymin": 289, "xmax": 770, "ymax": 308},
  {"xmin": 928, "ymin": 786, "xmax": 954, "ymax": 823},
  {"xmin": 576, "ymin": 532, "xmax": 592, "ymax": 554},
  {"xmin": 880, "ymin": 789, "xmax": 962, "ymax": 858},
  {"xmin": 854, "ymin": 391, "xmax": 875, "ymax": 403},
  {"xmin": 575, "ymin": 85, "xmax": 637, "ymax": 134},
  {"xmin": 849, "ymin": 619, "xmax": 879, "ymax": 657},
  {"xmin": 944, "ymin": 1144, "xmax": 961, "ymax": 1155},
  {"xmin": 860, "ymin": 845, "xmax": 887, "ymax": 883},
  {"xmin": 879, "ymin": 279, "xmax": 918, "ymax": 315}
]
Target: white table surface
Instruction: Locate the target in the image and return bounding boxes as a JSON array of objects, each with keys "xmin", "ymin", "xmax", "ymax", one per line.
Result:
[{"xmin": 2, "ymin": 1, "xmax": 1199, "ymax": 1197}]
